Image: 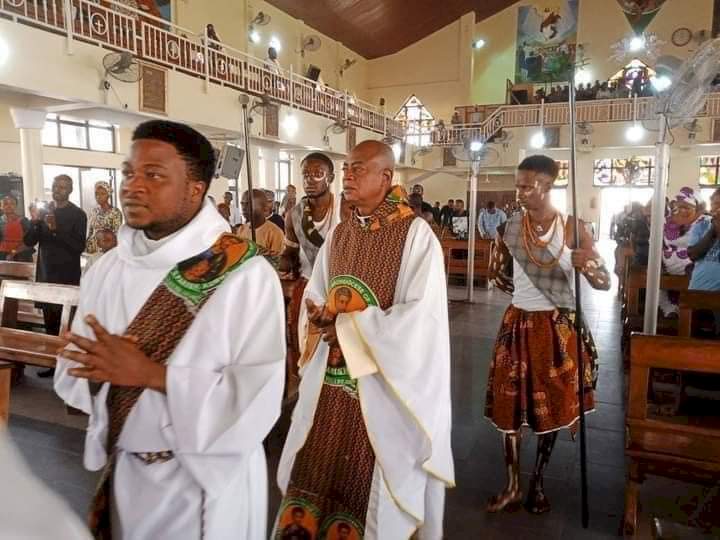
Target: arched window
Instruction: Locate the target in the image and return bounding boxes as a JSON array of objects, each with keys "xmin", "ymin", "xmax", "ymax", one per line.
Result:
[{"xmin": 395, "ymin": 95, "xmax": 434, "ymax": 147}]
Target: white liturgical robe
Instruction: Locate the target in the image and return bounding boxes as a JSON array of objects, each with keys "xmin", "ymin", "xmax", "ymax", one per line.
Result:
[
  {"xmin": 278, "ymin": 218, "xmax": 455, "ymax": 539},
  {"xmin": 54, "ymin": 200, "xmax": 285, "ymax": 540}
]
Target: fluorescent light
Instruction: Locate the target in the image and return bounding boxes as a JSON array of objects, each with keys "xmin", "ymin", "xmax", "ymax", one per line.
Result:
[
  {"xmin": 269, "ymin": 36, "xmax": 282, "ymax": 52},
  {"xmin": 575, "ymin": 68, "xmax": 592, "ymax": 86},
  {"xmin": 249, "ymin": 29, "xmax": 261, "ymax": 44},
  {"xmin": 626, "ymin": 124, "xmax": 644, "ymax": 142},
  {"xmin": 283, "ymin": 113, "xmax": 298, "ymax": 136},
  {"xmin": 472, "ymin": 38, "xmax": 486, "ymax": 50},
  {"xmin": 651, "ymin": 75, "xmax": 672, "ymax": 92},
  {"xmin": 530, "ymin": 131, "xmax": 546, "ymax": 149},
  {"xmin": 629, "ymin": 35, "xmax": 646, "ymax": 52},
  {"xmin": 392, "ymin": 142, "xmax": 402, "ymax": 160},
  {"xmin": 469, "ymin": 140, "xmax": 483, "ymax": 152}
]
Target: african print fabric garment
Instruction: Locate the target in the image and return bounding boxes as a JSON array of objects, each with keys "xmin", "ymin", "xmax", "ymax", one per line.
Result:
[
  {"xmin": 485, "ymin": 306, "xmax": 596, "ymax": 434},
  {"xmin": 87, "ymin": 206, "xmax": 123, "ymax": 254},
  {"xmin": 277, "ymin": 188, "xmax": 413, "ymax": 539},
  {"xmin": 54, "ymin": 200, "xmax": 285, "ymax": 540},
  {"xmin": 278, "ymin": 185, "xmax": 454, "ymax": 539}
]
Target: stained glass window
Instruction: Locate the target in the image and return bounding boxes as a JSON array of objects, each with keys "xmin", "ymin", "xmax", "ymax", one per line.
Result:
[
  {"xmin": 395, "ymin": 95, "xmax": 434, "ymax": 147},
  {"xmin": 593, "ymin": 156, "xmax": 655, "ymax": 186}
]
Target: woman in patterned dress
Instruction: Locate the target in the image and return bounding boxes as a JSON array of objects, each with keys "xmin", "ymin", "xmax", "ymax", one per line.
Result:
[{"xmin": 86, "ymin": 181, "xmax": 123, "ymax": 254}]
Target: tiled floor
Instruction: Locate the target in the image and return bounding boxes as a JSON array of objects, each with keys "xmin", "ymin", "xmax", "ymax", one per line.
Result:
[{"xmin": 6, "ymin": 266, "xmax": 719, "ymax": 538}]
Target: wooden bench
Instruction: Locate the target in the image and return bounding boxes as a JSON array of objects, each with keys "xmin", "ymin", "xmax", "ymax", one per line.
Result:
[
  {"xmin": 624, "ymin": 334, "xmax": 720, "ymax": 536},
  {"xmin": 441, "ymin": 238, "xmax": 492, "ymax": 286},
  {"xmin": 622, "ymin": 267, "xmax": 689, "ymax": 360},
  {"xmin": 0, "ymin": 280, "xmax": 80, "ymax": 423},
  {"xmin": 678, "ymin": 290, "xmax": 720, "ymax": 338},
  {"xmin": 0, "ymin": 262, "xmax": 43, "ymax": 327}
]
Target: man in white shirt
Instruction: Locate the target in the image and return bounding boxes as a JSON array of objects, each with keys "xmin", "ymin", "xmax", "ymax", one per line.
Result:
[
  {"xmin": 54, "ymin": 120, "xmax": 285, "ymax": 539},
  {"xmin": 478, "ymin": 200, "xmax": 507, "ymax": 240}
]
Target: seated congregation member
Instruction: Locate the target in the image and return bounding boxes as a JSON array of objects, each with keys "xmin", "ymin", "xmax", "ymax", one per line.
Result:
[
  {"xmin": 0, "ymin": 194, "xmax": 33, "ymax": 261},
  {"xmin": 237, "ymin": 188, "xmax": 285, "ymax": 259},
  {"xmin": 688, "ymin": 188, "xmax": 720, "ymax": 332},
  {"xmin": 486, "ymin": 155, "xmax": 610, "ymax": 514},
  {"xmin": 54, "ymin": 120, "xmax": 285, "ymax": 539},
  {"xmin": 659, "ymin": 187, "xmax": 704, "ymax": 317},
  {"xmin": 277, "ymin": 141, "xmax": 454, "ymax": 539}
]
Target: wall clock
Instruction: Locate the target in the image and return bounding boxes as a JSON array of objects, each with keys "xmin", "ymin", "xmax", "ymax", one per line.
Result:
[{"xmin": 671, "ymin": 27, "xmax": 692, "ymax": 47}]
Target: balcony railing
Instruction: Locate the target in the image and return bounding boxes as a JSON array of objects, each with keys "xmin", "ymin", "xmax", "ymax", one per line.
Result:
[
  {"xmin": 0, "ymin": 0, "xmax": 404, "ymax": 138},
  {"xmin": 432, "ymin": 94, "xmax": 720, "ymax": 146}
]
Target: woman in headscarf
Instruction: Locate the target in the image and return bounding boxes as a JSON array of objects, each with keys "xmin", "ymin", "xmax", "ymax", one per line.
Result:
[
  {"xmin": 86, "ymin": 181, "xmax": 123, "ymax": 254},
  {"xmin": 659, "ymin": 186, "xmax": 707, "ymax": 316}
]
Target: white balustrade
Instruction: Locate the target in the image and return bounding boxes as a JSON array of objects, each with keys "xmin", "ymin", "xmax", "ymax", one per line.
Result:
[
  {"xmin": 0, "ymin": 0, "xmax": 401, "ymax": 137},
  {"xmin": 432, "ymin": 93, "xmax": 720, "ymax": 146}
]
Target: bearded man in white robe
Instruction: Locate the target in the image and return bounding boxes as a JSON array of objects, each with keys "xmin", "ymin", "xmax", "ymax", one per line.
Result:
[
  {"xmin": 276, "ymin": 140, "xmax": 454, "ymax": 539},
  {"xmin": 54, "ymin": 119, "xmax": 285, "ymax": 539}
]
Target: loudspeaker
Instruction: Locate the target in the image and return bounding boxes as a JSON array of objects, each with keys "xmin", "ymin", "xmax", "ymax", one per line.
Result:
[
  {"xmin": 215, "ymin": 145, "xmax": 245, "ymax": 179},
  {"xmin": 307, "ymin": 65, "xmax": 322, "ymax": 81}
]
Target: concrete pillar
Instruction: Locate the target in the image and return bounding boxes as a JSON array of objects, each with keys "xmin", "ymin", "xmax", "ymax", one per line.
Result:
[{"xmin": 10, "ymin": 108, "xmax": 46, "ymax": 210}]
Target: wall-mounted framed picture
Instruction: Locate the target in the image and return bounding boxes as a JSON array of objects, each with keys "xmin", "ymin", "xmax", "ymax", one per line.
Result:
[
  {"xmin": 264, "ymin": 104, "xmax": 279, "ymax": 138},
  {"xmin": 139, "ymin": 63, "xmax": 167, "ymax": 115}
]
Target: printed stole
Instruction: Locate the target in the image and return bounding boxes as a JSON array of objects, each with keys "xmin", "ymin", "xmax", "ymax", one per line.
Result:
[{"xmin": 89, "ymin": 233, "xmax": 257, "ymax": 539}]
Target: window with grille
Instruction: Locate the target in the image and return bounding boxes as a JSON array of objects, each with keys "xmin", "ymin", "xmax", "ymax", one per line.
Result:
[
  {"xmin": 275, "ymin": 151, "xmax": 292, "ymax": 201},
  {"xmin": 555, "ymin": 160, "xmax": 569, "ymax": 187},
  {"xmin": 395, "ymin": 95, "xmax": 434, "ymax": 147},
  {"xmin": 699, "ymin": 155, "xmax": 720, "ymax": 186},
  {"xmin": 42, "ymin": 114, "xmax": 116, "ymax": 153},
  {"xmin": 593, "ymin": 156, "xmax": 655, "ymax": 186}
]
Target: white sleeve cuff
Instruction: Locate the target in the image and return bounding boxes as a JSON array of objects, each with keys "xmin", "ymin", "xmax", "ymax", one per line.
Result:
[{"xmin": 336, "ymin": 312, "xmax": 378, "ymax": 379}]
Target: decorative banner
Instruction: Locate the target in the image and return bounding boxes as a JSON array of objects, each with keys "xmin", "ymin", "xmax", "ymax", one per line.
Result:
[
  {"xmin": 515, "ymin": 0, "xmax": 579, "ymax": 84},
  {"xmin": 616, "ymin": 0, "xmax": 667, "ymax": 35}
]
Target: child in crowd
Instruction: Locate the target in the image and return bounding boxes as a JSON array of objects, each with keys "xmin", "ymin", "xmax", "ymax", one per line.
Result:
[{"xmin": 84, "ymin": 229, "xmax": 117, "ymax": 274}]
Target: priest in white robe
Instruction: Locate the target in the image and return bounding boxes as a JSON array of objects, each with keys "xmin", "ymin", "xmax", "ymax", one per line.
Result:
[
  {"xmin": 276, "ymin": 141, "xmax": 454, "ymax": 540},
  {"xmin": 54, "ymin": 120, "xmax": 285, "ymax": 540}
]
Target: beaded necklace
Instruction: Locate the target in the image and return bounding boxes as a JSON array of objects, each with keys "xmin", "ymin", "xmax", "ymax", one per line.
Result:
[{"xmin": 521, "ymin": 211, "xmax": 566, "ymax": 269}]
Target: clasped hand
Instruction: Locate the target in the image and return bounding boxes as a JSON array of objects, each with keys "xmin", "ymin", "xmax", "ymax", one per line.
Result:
[
  {"xmin": 306, "ymin": 299, "xmax": 339, "ymax": 347},
  {"xmin": 570, "ymin": 248, "xmax": 594, "ymax": 269},
  {"xmin": 59, "ymin": 315, "xmax": 166, "ymax": 392}
]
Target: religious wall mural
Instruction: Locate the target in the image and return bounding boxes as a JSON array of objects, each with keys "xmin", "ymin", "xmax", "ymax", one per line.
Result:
[
  {"xmin": 616, "ymin": 0, "xmax": 667, "ymax": 35},
  {"xmin": 515, "ymin": 0, "xmax": 579, "ymax": 84}
]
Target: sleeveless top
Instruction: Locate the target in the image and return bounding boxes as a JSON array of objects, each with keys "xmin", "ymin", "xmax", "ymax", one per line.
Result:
[{"xmin": 291, "ymin": 195, "xmax": 339, "ymax": 279}]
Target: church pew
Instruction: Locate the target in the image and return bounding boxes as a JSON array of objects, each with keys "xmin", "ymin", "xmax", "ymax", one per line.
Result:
[
  {"xmin": 624, "ymin": 334, "xmax": 720, "ymax": 536},
  {"xmin": 621, "ymin": 267, "xmax": 688, "ymax": 361},
  {"xmin": 0, "ymin": 280, "xmax": 80, "ymax": 424},
  {"xmin": 678, "ymin": 290, "xmax": 720, "ymax": 338},
  {"xmin": 441, "ymin": 238, "xmax": 492, "ymax": 286},
  {"xmin": 0, "ymin": 262, "xmax": 43, "ymax": 328}
]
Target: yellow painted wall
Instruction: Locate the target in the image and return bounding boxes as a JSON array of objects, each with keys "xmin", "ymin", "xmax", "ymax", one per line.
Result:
[
  {"xmin": 472, "ymin": 0, "xmax": 714, "ymax": 105},
  {"xmin": 365, "ymin": 13, "xmax": 475, "ymax": 122}
]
